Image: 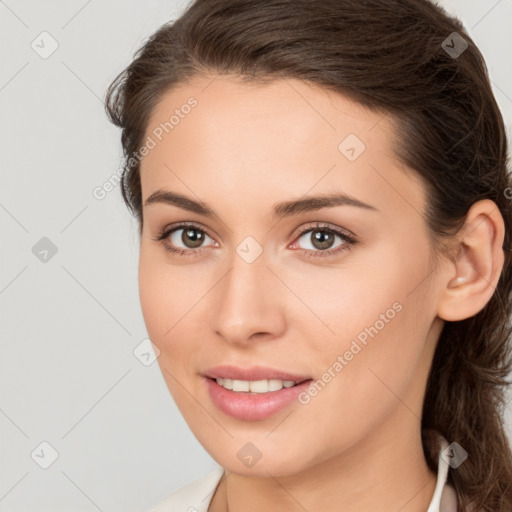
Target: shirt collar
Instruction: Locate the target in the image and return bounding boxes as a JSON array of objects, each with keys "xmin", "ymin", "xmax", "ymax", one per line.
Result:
[{"xmin": 428, "ymin": 432, "xmax": 458, "ymax": 512}]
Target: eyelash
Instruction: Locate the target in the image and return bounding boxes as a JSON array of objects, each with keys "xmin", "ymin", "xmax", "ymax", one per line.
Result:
[{"xmin": 152, "ymin": 222, "xmax": 358, "ymax": 259}]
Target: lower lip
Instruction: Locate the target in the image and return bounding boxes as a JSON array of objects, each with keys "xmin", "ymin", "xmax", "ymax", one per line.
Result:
[{"xmin": 205, "ymin": 378, "xmax": 313, "ymax": 421}]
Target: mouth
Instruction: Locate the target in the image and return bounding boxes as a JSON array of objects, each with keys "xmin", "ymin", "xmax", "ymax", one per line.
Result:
[{"xmin": 203, "ymin": 366, "xmax": 313, "ymax": 421}]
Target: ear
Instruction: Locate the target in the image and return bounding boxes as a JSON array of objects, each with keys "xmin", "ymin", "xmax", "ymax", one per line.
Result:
[{"xmin": 436, "ymin": 199, "xmax": 506, "ymax": 321}]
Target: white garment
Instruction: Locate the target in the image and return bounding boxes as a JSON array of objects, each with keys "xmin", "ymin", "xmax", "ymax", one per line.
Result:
[{"xmin": 149, "ymin": 433, "xmax": 458, "ymax": 512}]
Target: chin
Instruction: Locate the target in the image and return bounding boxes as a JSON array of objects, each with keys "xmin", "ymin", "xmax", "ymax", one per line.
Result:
[{"xmin": 199, "ymin": 436, "xmax": 317, "ymax": 478}]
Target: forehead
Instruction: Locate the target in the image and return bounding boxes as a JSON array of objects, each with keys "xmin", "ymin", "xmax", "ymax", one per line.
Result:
[
  {"xmin": 145, "ymin": 74, "xmax": 383, "ymax": 154},
  {"xmin": 140, "ymin": 74, "xmax": 426, "ymax": 221}
]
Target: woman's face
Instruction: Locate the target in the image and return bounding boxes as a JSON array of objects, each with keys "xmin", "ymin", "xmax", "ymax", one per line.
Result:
[{"xmin": 138, "ymin": 74, "xmax": 446, "ymax": 476}]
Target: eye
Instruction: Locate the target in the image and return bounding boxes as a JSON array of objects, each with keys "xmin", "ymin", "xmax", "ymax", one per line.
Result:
[
  {"xmin": 153, "ymin": 221, "xmax": 358, "ymax": 259},
  {"xmin": 290, "ymin": 223, "xmax": 358, "ymax": 258},
  {"xmin": 153, "ymin": 223, "xmax": 216, "ymax": 256}
]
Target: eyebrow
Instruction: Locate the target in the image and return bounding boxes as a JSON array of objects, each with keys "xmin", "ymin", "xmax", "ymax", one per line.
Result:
[{"xmin": 143, "ymin": 189, "xmax": 378, "ymax": 222}]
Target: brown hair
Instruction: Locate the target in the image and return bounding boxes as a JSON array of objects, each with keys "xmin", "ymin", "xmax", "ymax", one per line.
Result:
[{"xmin": 104, "ymin": 0, "xmax": 512, "ymax": 509}]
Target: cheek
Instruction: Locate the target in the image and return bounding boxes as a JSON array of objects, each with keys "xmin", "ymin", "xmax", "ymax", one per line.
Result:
[
  {"xmin": 298, "ymin": 244, "xmax": 433, "ymax": 382},
  {"xmin": 297, "ymin": 259, "xmax": 434, "ymax": 432},
  {"xmin": 282, "ymin": 256, "xmax": 413, "ymax": 359},
  {"xmin": 138, "ymin": 245, "xmax": 210, "ymax": 385},
  {"xmin": 138, "ymin": 255, "xmax": 195, "ymax": 405},
  {"xmin": 138, "ymin": 245, "xmax": 190, "ymax": 339},
  {"xmin": 138, "ymin": 259, "xmax": 166, "ymax": 341}
]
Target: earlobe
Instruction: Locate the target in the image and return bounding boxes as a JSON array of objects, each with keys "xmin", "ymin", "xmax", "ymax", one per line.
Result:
[{"xmin": 437, "ymin": 199, "xmax": 505, "ymax": 322}]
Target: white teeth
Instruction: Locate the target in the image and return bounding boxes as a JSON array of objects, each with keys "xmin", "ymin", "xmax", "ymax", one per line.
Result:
[
  {"xmin": 268, "ymin": 379, "xmax": 284, "ymax": 391},
  {"xmin": 232, "ymin": 379, "xmax": 250, "ymax": 392},
  {"xmin": 215, "ymin": 378, "xmax": 300, "ymax": 393},
  {"xmin": 249, "ymin": 380, "xmax": 269, "ymax": 393}
]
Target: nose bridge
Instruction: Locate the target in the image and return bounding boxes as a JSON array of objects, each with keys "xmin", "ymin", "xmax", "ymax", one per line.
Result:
[{"xmin": 210, "ymin": 244, "xmax": 284, "ymax": 343}]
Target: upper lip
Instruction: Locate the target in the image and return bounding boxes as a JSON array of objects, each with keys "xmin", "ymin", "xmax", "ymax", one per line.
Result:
[{"xmin": 203, "ymin": 365, "xmax": 312, "ymax": 382}]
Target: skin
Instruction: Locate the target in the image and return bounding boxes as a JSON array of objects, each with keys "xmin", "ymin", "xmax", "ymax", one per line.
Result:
[{"xmin": 137, "ymin": 74, "xmax": 505, "ymax": 512}]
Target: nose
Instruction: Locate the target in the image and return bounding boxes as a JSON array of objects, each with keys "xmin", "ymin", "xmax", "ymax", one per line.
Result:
[{"xmin": 209, "ymin": 250, "xmax": 287, "ymax": 346}]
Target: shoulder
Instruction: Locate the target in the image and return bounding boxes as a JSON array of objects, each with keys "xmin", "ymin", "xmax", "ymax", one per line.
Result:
[{"xmin": 148, "ymin": 466, "xmax": 225, "ymax": 512}]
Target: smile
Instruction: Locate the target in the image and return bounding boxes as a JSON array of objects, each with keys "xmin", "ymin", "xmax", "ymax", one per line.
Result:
[{"xmin": 205, "ymin": 375, "xmax": 313, "ymax": 421}]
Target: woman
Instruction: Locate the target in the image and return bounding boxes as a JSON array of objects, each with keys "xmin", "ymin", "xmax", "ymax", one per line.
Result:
[{"xmin": 105, "ymin": 0, "xmax": 512, "ymax": 510}]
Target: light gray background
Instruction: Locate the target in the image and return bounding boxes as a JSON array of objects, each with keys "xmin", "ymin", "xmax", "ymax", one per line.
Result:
[{"xmin": 1, "ymin": 1, "xmax": 511, "ymax": 511}]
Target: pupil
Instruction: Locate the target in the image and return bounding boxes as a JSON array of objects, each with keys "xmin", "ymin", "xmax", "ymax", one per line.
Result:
[
  {"xmin": 313, "ymin": 231, "xmax": 333, "ymax": 250},
  {"xmin": 184, "ymin": 228, "xmax": 204, "ymax": 248}
]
